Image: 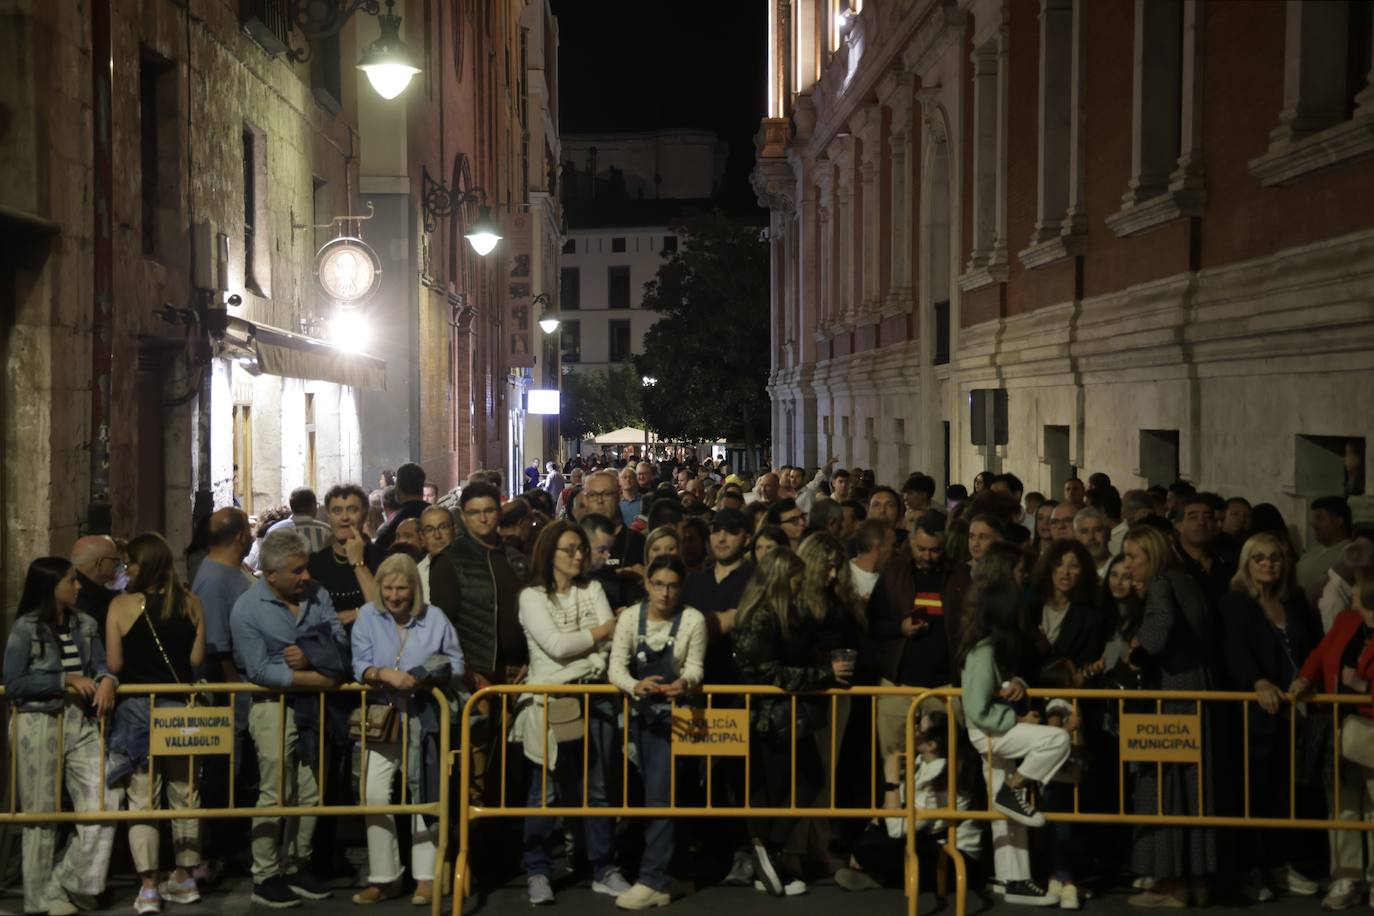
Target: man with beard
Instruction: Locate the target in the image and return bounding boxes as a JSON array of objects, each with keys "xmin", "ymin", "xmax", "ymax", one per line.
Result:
[
  {"xmin": 868, "ymin": 512, "xmax": 953, "ymax": 763},
  {"xmin": 230, "ymin": 531, "xmax": 347, "ymax": 908},
  {"xmin": 429, "ymin": 482, "xmax": 531, "ymax": 804}
]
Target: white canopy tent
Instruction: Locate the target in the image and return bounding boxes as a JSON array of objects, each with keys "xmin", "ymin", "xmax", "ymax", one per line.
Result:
[{"xmin": 592, "ymin": 426, "xmax": 653, "ymax": 446}]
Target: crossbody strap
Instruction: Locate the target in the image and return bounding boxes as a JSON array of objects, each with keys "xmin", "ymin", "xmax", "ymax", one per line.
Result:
[{"xmin": 138, "ymin": 594, "xmax": 183, "ymax": 685}]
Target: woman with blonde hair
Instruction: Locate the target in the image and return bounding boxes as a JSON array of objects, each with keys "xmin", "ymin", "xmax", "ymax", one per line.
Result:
[
  {"xmin": 105, "ymin": 532, "xmax": 206, "ymax": 914},
  {"xmin": 731, "ymin": 548, "xmax": 853, "ymax": 897},
  {"xmin": 644, "ymin": 525, "xmax": 682, "ymax": 565},
  {"xmin": 1221, "ymin": 532, "xmax": 1321, "ymax": 901},
  {"xmin": 1121, "ymin": 524, "xmax": 1218, "ymax": 907},
  {"xmin": 351, "ymin": 552, "xmax": 465, "ymax": 905}
]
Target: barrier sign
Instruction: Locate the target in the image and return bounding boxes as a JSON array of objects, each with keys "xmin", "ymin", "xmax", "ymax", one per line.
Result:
[
  {"xmin": 150, "ymin": 707, "xmax": 234, "ymax": 755},
  {"xmin": 671, "ymin": 708, "xmax": 749, "ymax": 756},
  {"xmin": 1119, "ymin": 713, "xmax": 1202, "ymax": 763}
]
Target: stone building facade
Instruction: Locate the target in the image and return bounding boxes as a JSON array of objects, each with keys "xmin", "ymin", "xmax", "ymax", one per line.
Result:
[
  {"xmin": 755, "ymin": 0, "xmax": 1374, "ymax": 531},
  {"xmin": 0, "ymin": 0, "xmax": 555, "ymax": 617}
]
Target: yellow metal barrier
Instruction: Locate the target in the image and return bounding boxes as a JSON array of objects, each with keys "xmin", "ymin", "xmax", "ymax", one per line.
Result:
[
  {"xmin": 907, "ymin": 687, "xmax": 1374, "ymax": 916},
  {"xmin": 0, "ymin": 683, "xmax": 451, "ymax": 916},
  {"xmin": 450, "ymin": 683, "xmax": 927, "ymax": 916}
]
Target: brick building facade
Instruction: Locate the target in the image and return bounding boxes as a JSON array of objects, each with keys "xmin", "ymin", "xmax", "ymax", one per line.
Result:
[
  {"xmin": 0, "ymin": 0, "xmax": 557, "ymax": 616},
  {"xmin": 755, "ymin": 0, "xmax": 1374, "ymax": 533}
]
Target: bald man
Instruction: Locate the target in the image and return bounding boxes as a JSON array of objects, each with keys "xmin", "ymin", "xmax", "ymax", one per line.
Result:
[
  {"xmin": 189, "ymin": 507, "xmax": 254, "ymax": 867},
  {"xmin": 191, "ymin": 508, "xmax": 254, "ymax": 681},
  {"xmin": 70, "ymin": 534, "xmax": 122, "ymax": 632}
]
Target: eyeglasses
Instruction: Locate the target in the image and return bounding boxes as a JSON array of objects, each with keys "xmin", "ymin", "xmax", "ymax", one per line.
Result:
[
  {"xmin": 780, "ymin": 514, "xmax": 804, "ymax": 525},
  {"xmin": 420, "ymin": 524, "xmax": 453, "ymax": 535},
  {"xmin": 1250, "ymin": 553, "xmax": 1284, "ymax": 566},
  {"xmin": 555, "ymin": 546, "xmax": 587, "ymax": 557},
  {"xmin": 585, "ymin": 489, "xmax": 617, "ymax": 499}
]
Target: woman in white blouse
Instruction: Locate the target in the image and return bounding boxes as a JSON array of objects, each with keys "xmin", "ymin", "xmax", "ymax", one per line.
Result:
[
  {"xmin": 608, "ymin": 555, "xmax": 707, "ymax": 910},
  {"xmin": 515, "ymin": 520, "xmax": 629, "ymax": 906}
]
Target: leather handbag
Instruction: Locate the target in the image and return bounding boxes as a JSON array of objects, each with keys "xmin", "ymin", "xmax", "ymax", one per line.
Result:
[
  {"xmin": 349, "ymin": 703, "xmax": 403, "ymax": 744},
  {"xmin": 348, "ymin": 625, "xmax": 411, "ymax": 745}
]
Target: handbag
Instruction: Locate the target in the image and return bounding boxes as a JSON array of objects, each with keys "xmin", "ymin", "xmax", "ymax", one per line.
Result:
[
  {"xmin": 348, "ymin": 625, "xmax": 411, "ymax": 745},
  {"xmin": 546, "ymin": 696, "xmax": 585, "ymax": 744},
  {"xmin": 1340, "ymin": 713, "xmax": 1374, "ymax": 770}
]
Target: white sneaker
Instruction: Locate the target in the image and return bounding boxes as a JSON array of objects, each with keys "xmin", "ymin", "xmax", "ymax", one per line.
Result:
[
  {"xmin": 1266, "ymin": 865, "xmax": 1318, "ymax": 897},
  {"xmin": 133, "ymin": 889, "xmax": 162, "ymax": 915},
  {"xmin": 526, "ymin": 875, "xmax": 555, "ymax": 906},
  {"xmin": 1322, "ymin": 879, "xmax": 1359, "ymax": 911},
  {"xmin": 1058, "ymin": 884, "xmax": 1080, "ymax": 911},
  {"xmin": 593, "ymin": 871, "xmax": 633, "ymax": 897},
  {"xmin": 614, "ymin": 883, "xmax": 670, "ymax": 910},
  {"xmin": 753, "ymin": 879, "xmax": 807, "ymax": 896},
  {"xmin": 1242, "ymin": 870, "xmax": 1276, "ymax": 903}
]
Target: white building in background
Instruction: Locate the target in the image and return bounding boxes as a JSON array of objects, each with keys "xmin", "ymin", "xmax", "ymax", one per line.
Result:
[{"xmin": 556, "ymin": 130, "xmax": 726, "ymax": 377}]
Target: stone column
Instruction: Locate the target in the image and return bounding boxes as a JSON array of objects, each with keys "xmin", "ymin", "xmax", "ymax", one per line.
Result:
[
  {"xmin": 832, "ymin": 136, "xmax": 856, "ymax": 327},
  {"xmin": 854, "ymin": 106, "xmax": 883, "ymax": 318},
  {"xmin": 815, "ymin": 166, "xmax": 834, "ymax": 339},
  {"xmin": 966, "ymin": 42, "xmax": 998, "ymax": 273},
  {"xmin": 886, "ymin": 87, "xmax": 915, "ymax": 313}
]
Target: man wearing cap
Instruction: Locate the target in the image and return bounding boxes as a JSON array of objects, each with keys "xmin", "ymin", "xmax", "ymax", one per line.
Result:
[{"xmin": 681, "ymin": 506, "xmax": 755, "ymax": 885}]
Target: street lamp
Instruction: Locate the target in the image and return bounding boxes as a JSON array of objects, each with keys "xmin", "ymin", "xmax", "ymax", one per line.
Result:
[
  {"xmin": 421, "ymin": 154, "xmax": 503, "ymax": 256},
  {"xmin": 464, "ymin": 207, "xmax": 503, "ymax": 257},
  {"xmin": 281, "ymin": 0, "xmax": 421, "ymax": 100},
  {"xmin": 532, "ymin": 293, "xmax": 560, "ymax": 333},
  {"xmin": 641, "ymin": 376, "xmax": 658, "ymax": 387},
  {"xmin": 356, "ymin": 1, "xmax": 421, "ymax": 100}
]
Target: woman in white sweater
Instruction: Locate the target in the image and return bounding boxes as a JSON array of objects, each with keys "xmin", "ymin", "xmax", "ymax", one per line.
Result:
[
  {"xmin": 515, "ymin": 520, "xmax": 628, "ymax": 906},
  {"xmin": 607, "ymin": 555, "xmax": 707, "ymax": 910}
]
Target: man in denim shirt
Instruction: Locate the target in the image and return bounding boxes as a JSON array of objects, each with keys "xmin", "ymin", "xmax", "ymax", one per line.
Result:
[{"xmin": 230, "ymin": 530, "xmax": 348, "ymax": 908}]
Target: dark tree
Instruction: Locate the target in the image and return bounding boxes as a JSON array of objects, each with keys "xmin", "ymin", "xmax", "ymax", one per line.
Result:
[{"xmin": 635, "ymin": 209, "xmax": 770, "ymax": 465}]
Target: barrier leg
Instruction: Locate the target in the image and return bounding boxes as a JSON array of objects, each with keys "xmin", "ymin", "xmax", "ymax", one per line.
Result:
[
  {"xmin": 906, "ymin": 842, "xmax": 920, "ymax": 916},
  {"xmin": 941, "ymin": 843, "xmax": 968, "ymax": 916}
]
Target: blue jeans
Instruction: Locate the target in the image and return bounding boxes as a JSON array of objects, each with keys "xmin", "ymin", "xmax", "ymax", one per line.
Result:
[
  {"xmin": 630, "ymin": 714, "xmax": 674, "ymax": 891},
  {"xmin": 523, "ymin": 698, "xmax": 618, "ymax": 880}
]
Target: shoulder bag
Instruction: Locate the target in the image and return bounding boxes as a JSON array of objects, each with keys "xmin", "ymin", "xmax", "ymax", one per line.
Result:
[
  {"xmin": 139, "ymin": 595, "xmax": 212, "ymax": 707},
  {"xmin": 348, "ymin": 625, "xmax": 411, "ymax": 744}
]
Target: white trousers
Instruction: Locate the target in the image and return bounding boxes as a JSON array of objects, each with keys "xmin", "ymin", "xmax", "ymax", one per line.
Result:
[
  {"xmin": 361, "ymin": 746, "xmax": 437, "ymax": 883},
  {"xmin": 1329, "ymin": 753, "xmax": 1374, "ymax": 882},
  {"xmin": 967, "ymin": 721, "xmax": 1071, "ymax": 882}
]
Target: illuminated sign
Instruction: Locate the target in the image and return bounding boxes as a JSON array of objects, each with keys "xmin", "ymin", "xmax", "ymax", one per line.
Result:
[
  {"xmin": 527, "ymin": 389, "xmax": 560, "ymax": 415},
  {"xmin": 316, "ymin": 237, "xmax": 382, "ymax": 304}
]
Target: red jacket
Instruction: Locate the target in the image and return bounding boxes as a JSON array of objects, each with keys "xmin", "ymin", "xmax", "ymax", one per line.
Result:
[{"xmin": 1299, "ymin": 610, "xmax": 1374, "ymax": 715}]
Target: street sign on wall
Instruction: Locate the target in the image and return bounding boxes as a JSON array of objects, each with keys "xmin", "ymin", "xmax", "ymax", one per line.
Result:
[{"xmin": 504, "ymin": 213, "xmax": 536, "ymax": 368}]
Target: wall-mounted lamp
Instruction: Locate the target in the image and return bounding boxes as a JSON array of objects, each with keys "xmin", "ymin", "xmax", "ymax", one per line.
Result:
[
  {"xmin": 283, "ymin": 0, "xmax": 421, "ymax": 100},
  {"xmin": 421, "ymin": 153, "xmax": 504, "ymax": 256},
  {"xmin": 532, "ymin": 293, "xmax": 560, "ymax": 334}
]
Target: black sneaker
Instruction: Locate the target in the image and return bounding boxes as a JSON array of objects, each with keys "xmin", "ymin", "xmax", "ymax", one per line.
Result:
[
  {"xmin": 994, "ymin": 783, "xmax": 1046, "ymax": 828},
  {"xmin": 1004, "ymin": 880, "xmax": 1060, "ymax": 907},
  {"xmin": 750, "ymin": 840, "xmax": 785, "ymax": 897},
  {"xmin": 250, "ymin": 876, "xmax": 303, "ymax": 909},
  {"xmin": 285, "ymin": 871, "xmax": 333, "ymax": 901}
]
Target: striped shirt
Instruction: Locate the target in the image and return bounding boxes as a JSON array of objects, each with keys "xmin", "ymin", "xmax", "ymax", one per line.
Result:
[{"xmin": 55, "ymin": 624, "xmax": 82, "ymax": 674}]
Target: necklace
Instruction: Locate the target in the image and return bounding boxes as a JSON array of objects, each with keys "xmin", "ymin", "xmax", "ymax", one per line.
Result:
[{"xmin": 332, "ymin": 547, "xmax": 351, "ymax": 566}]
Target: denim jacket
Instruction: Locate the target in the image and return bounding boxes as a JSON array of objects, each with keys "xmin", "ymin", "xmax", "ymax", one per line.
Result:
[{"xmin": 2, "ymin": 610, "xmax": 117, "ymax": 713}]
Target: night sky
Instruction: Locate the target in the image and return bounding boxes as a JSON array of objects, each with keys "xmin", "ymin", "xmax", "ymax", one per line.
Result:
[{"xmin": 549, "ymin": 0, "xmax": 768, "ymax": 210}]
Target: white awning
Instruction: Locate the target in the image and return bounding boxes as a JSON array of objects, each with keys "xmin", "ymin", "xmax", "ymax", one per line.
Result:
[
  {"xmin": 593, "ymin": 426, "xmax": 651, "ymax": 445},
  {"xmin": 221, "ymin": 317, "xmax": 386, "ymax": 391}
]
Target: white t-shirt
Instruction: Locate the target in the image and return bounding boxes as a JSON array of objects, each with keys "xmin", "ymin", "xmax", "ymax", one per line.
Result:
[
  {"xmin": 1040, "ymin": 601, "xmax": 1069, "ymax": 645},
  {"xmin": 849, "ymin": 560, "xmax": 880, "ymax": 601}
]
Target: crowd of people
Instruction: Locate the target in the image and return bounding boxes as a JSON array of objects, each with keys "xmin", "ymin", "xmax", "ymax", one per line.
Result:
[{"xmin": 5, "ymin": 452, "xmax": 1374, "ymax": 914}]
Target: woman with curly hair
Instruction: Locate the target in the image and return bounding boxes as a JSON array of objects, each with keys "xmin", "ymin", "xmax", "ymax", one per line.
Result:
[{"xmin": 1029, "ymin": 539, "xmax": 1106, "ymax": 671}]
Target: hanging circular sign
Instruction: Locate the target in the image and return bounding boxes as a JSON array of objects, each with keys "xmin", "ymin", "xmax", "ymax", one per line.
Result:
[{"xmin": 316, "ymin": 237, "xmax": 382, "ymax": 304}]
